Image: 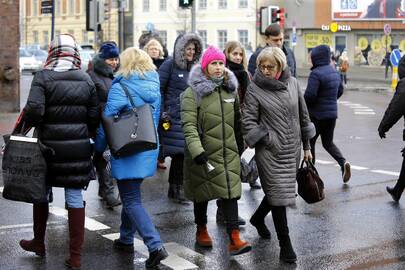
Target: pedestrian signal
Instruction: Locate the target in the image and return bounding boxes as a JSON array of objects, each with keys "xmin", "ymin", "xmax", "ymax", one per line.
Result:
[{"xmin": 179, "ymin": 0, "xmax": 193, "ymax": 8}]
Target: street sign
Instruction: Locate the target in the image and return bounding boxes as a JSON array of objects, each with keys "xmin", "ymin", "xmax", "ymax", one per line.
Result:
[
  {"xmin": 41, "ymin": 0, "xmax": 53, "ymax": 14},
  {"xmin": 390, "ymin": 49, "xmax": 402, "ymax": 67},
  {"xmin": 384, "ymin": 23, "xmax": 391, "ymax": 35}
]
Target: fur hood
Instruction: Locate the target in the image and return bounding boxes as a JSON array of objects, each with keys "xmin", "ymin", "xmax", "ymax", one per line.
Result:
[
  {"xmin": 92, "ymin": 54, "xmax": 114, "ymax": 78},
  {"xmin": 173, "ymin": 33, "xmax": 203, "ymax": 70},
  {"xmin": 187, "ymin": 64, "xmax": 238, "ymax": 102}
]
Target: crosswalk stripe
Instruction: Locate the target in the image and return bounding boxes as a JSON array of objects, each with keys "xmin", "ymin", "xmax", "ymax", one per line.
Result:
[
  {"xmin": 370, "ymin": 170, "xmax": 400, "ymax": 177},
  {"xmin": 353, "ymin": 109, "xmax": 374, "ymax": 112},
  {"xmin": 316, "ymin": 160, "xmax": 336, "ymax": 165},
  {"xmin": 354, "ymin": 112, "xmax": 376, "ymax": 115},
  {"xmin": 102, "ymin": 233, "xmax": 199, "ymax": 270},
  {"xmin": 0, "ymin": 186, "xmax": 3, "ymax": 193}
]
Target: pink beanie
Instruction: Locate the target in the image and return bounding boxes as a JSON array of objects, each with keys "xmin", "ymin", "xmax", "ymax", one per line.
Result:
[{"xmin": 201, "ymin": 46, "xmax": 226, "ymax": 71}]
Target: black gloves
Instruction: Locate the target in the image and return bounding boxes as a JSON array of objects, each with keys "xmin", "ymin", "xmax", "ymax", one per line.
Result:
[
  {"xmin": 379, "ymin": 131, "xmax": 386, "ymax": 139},
  {"xmin": 194, "ymin": 152, "xmax": 208, "ymax": 165}
]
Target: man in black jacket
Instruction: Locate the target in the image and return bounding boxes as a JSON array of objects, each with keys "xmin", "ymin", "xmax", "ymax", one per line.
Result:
[
  {"xmin": 248, "ymin": 23, "xmax": 296, "ymax": 77},
  {"xmin": 378, "ymin": 55, "xmax": 405, "ymax": 202}
]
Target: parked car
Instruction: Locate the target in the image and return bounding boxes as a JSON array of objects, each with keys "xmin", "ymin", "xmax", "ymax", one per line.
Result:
[{"xmin": 19, "ymin": 48, "xmax": 42, "ymax": 72}]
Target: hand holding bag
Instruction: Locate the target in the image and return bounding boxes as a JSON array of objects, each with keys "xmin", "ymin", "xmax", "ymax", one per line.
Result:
[
  {"xmin": 101, "ymin": 82, "xmax": 158, "ymax": 159},
  {"xmin": 296, "ymin": 160, "xmax": 325, "ymax": 204}
]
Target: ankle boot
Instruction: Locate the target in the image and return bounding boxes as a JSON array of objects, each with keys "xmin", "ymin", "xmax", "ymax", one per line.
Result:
[
  {"xmin": 196, "ymin": 225, "xmax": 213, "ymax": 247},
  {"xmin": 250, "ymin": 197, "xmax": 271, "ymax": 239},
  {"xmin": 228, "ymin": 229, "xmax": 252, "ymax": 256},
  {"xmin": 174, "ymin": 184, "xmax": 189, "ymax": 204},
  {"xmin": 167, "ymin": 183, "xmax": 176, "ymax": 199},
  {"xmin": 272, "ymin": 206, "xmax": 297, "ymax": 263},
  {"xmin": 65, "ymin": 207, "xmax": 85, "ymax": 269},
  {"xmin": 20, "ymin": 203, "xmax": 49, "ymax": 257},
  {"xmin": 386, "ymin": 186, "xmax": 401, "ymax": 202}
]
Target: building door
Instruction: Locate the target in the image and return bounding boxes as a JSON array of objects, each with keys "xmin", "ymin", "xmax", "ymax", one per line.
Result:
[{"xmin": 335, "ymin": 35, "xmax": 346, "ymax": 55}]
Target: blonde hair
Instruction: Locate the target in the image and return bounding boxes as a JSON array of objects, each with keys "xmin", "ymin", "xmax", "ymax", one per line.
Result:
[
  {"xmin": 116, "ymin": 47, "xmax": 156, "ymax": 78},
  {"xmin": 144, "ymin": 38, "xmax": 164, "ymax": 59},
  {"xmin": 256, "ymin": 47, "xmax": 287, "ymax": 71},
  {"xmin": 224, "ymin": 41, "xmax": 248, "ymax": 70}
]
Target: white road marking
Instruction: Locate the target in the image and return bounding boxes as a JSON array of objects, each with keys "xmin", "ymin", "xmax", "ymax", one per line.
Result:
[
  {"xmin": 0, "ymin": 186, "xmax": 3, "ymax": 193},
  {"xmin": 102, "ymin": 233, "xmax": 199, "ymax": 270},
  {"xmin": 371, "ymin": 170, "xmax": 400, "ymax": 177},
  {"xmin": 49, "ymin": 206, "xmax": 110, "ymax": 231},
  {"xmin": 338, "ymin": 101, "xmax": 351, "ymax": 104},
  {"xmin": 349, "ymin": 165, "xmax": 369, "ymax": 171},
  {"xmin": 353, "ymin": 109, "xmax": 374, "ymax": 112},
  {"xmin": 0, "ymin": 221, "xmax": 60, "ymax": 231},
  {"xmin": 349, "ymin": 106, "xmax": 370, "ymax": 109},
  {"xmin": 354, "ymin": 112, "xmax": 376, "ymax": 115},
  {"xmin": 316, "ymin": 160, "xmax": 336, "ymax": 165}
]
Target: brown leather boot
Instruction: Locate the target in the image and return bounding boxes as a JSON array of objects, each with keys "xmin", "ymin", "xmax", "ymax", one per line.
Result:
[
  {"xmin": 65, "ymin": 207, "xmax": 85, "ymax": 269},
  {"xmin": 19, "ymin": 203, "xmax": 49, "ymax": 257},
  {"xmin": 196, "ymin": 225, "xmax": 213, "ymax": 247},
  {"xmin": 228, "ymin": 229, "xmax": 252, "ymax": 256}
]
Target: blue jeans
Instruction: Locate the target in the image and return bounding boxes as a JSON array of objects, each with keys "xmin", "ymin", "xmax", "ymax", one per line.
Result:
[
  {"xmin": 65, "ymin": 188, "xmax": 84, "ymax": 208},
  {"xmin": 117, "ymin": 179, "xmax": 163, "ymax": 253}
]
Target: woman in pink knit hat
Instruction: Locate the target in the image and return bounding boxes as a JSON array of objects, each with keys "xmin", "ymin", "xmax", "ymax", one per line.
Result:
[{"xmin": 180, "ymin": 46, "xmax": 251, "ymax": 256}]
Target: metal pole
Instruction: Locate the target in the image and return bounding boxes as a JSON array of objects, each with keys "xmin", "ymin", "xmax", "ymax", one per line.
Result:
[
  {"xmin": 191, "ymin": 1, "xmax": 196, "ymax": 32},
  {"xmin": 118, "ymin": 0, "xmax": 124, "ymax": 51},
  {"xmin": 51, "ymin": 0, "xmax": 55, "ymax": 40},
  {"xmin": 93, "ymin": 0, "xmax": 98, "ymax": 49}
]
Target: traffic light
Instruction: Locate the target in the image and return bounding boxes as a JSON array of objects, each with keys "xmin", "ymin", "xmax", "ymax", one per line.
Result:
[
  {"xmin": 270, "ymin": 7, "xmax": 285, "ymax": 29},
  {"xmin": 179, "ymin": 0, "xmax": 193, "ymax": 8}
]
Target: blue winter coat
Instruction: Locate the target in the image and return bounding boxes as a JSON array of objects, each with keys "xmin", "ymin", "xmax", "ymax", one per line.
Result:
[
  {"xmin": 95, "ymin": 71, "xmax": 161, "ymax": 180},
  {"xmin": 304, "ymin": 45, "xmax": 343, "ymax": 120},
  {"xmin": 248, "ymin": 44, "xmax": 296, "ymax": 78},
  {"xmin": 158, "ymin": 33, "xmax": 203, "ymax": 157}
]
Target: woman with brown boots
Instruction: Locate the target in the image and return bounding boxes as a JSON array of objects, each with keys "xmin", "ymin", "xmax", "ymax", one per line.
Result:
[
  {"xmin": 19, "ymin": 34, "xmax": 99, "ymax": 269},
  {"xmin": 243, "ymin": 47, "xmax": 315, "ymax": 263},
  {"xmin": 181, "ymin": 46, "xmax": 251, "ymax": 256}
]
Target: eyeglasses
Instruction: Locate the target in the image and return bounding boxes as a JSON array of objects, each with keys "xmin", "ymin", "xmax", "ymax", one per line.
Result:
[{"xmin": 259, "ymin": 64, "xmax": 276, "ymax": 71}]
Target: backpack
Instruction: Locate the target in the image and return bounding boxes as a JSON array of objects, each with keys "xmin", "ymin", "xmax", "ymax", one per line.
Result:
[{"xmin": 340, "ymin": 60, "xmax": 349, "ymax": 72}]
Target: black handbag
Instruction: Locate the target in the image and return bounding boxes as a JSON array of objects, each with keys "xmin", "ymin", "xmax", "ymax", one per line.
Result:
[
  {"xmin": 101, "ymin": 82, "xmax": 158, "ymax": 159},
  {"xmin": 2, "ymin": 120, "xmax": 48, "ymax": 204},
  {"xmin": 296, "ymin": 160, "xmax": 325, "ymax": 204}
]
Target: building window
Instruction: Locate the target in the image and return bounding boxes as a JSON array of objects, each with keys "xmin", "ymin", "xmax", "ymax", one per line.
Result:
[
  {"xmin": 26, "ymin": 0, "xmax": 31, "ymax": 16},
  {"xmin": 33, "ymin": 0, "xmax": 38, "ymax": 16},
  {"xmin": 43, "ymin": 31, "xmax": 49, "ymax": 45},
  {"xmin": 199, "ymin": 0, "xmax": 207, "ymax": 9},
  {"xmin": 218, "ymin": 0, "xmax": 227, "ymax": 9},
  {"xmin": 82, "ymin": 30, "xmax": 88, "ymax": 43},
  {"xmin": 238, "ymin": 0, "xmax": 248, "ymax": 8},
  {"xmin": 33, "ymin": 31, "xmax": 39, "ymax": 44},
  {"xmin": 218, "ymin": 30, "xmax": 227, "ymax": 49},
  {"xmin": 75, "ymin": 0, "xmax": 80, "ymax": 14},
  {"xmin": 156, "ymin": 30, "xmax": 167, "ymax": 47},
  {"xmin": 55, "ymin": 0, "xmax": 61, "ymax": 16},
  {"xmin": 238, "ymin": 30, "xmax": 248, "ymax": 48},
  {"xmin": 143, "ymin": 0, "xmax": 149, "ymax": 12},
  {"xmin": 198, "ymin": 30, "xmax": 207, "ymax": 49},
  {"xmin": 69, "ymin": 0, "xmax": 74, "ymax": 15},
  {"xmin": 159, "ymin": 0, "xmax": 167, "ymax": 11},
  {"xmin": 62, "ymin": 0, "xmax": 67, "ymax": 14}
]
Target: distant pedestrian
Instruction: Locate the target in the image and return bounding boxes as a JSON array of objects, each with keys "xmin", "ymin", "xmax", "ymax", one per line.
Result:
[
  {"xmin": 88, "ymin": 42, "xmax": 121, "ymax": 208},
  {"xmin": 248, "ymin": 23, "xmax": 296, "ymax": 77},
  {"xmin": 304, "ymin": 45, "xmax": 351, "ymax": 183},
  {"xmin": 243, "ymin": 47, "xmax": 314, "ymax": 263},
  {"xmin": 20, "ymin": 34, "xmax": 100, "ymax": 269},
  {"xmin": 379, "ymin": 55, "xmax": 405, "ymax": 202},
  {"xmin": 338, "ymin": 51, "xmax": 349, "ymax": 85},
  {"xmin": 138, "ymin": 31, "xmax": 169, "ymax": 58},
  {"xmin": 144, "ymin": 38, "xmax": 168, "ymax": 170},
  {"xmin": 181, "ymin": 46, "xmax": 251, "ymax": 256},
  {"xmin": 95, "ymin": 47, "xmax": 168, "ymax": 268},
  {"xmin": 158, "ymin": 33, "xmax": 203, "ymax": 203},
  {"xmin": 385, "ymin": 50, "xmax": 393, "ymax": 79}
]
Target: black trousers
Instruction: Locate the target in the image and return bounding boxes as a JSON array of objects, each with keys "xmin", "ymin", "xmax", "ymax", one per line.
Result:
[
  {"xmin": 393, "ymin": 153, "xmax": 405, "ymax": 196},
  {"xmin": 194, "ymin": 199, "xmax": 239, "ymax": 232},
  {"xmin": 310, "ymin": 118, "xmax": 346, "ymax": 168},
  {"xmin": 157, "ymin": 129, "xmax": 165, "ymax": 162},
  {"xmin": 168, "ymin": 154, "xmax": 184, "ymax": 185}
]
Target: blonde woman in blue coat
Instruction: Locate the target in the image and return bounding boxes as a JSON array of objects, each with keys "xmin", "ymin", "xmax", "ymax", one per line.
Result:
[{"xmin": 95, "ymin": 47, "xmax": 168, "ymax": 268}]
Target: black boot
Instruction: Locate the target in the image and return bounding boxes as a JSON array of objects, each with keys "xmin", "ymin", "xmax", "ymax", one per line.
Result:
[
  {"xmin": 272, "ymin": 206, "xmax": 297, "ymax": 263},
  {"xmin": 250, "ymin": 197, "xmax": 271, "ymax": 239},
  {"xmin": 174, "ymin": 184, "xmax": 189, "ymax": 204},
  {"xmin": 386, "ymin": 186, "xmax": 401, "ymax": 202},
  {"xmin": 168, "ymin": 183, "xmax": 176, "ymax": 199},
  {"xmin": 145, "ymin": 247, "xmax": 168, "ymax": 269}
]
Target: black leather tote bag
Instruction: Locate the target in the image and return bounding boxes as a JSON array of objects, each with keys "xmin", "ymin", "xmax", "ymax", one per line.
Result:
[
  {"xmin": 296, "ymin": 160, "xmax": 325, "ymax": 204},
  {"xmin": 101, "ymin": 83, "xmax": 157, "ymax": 159}
]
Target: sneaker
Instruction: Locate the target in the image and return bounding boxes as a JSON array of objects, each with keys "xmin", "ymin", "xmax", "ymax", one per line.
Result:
[
  {"xmin": 145, "ymin": 247, "xmax": 169, "ymax": 269},
  {"xmin": 113, "ymin": 239, "xmax": 134, "ymax": 253},
  {"xmin": 342, "ymin": 162, "xmax": 351, "ymax": 183}
]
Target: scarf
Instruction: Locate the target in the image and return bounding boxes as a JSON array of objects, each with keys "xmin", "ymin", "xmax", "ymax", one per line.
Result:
[
  {"xmin": 210, "ymin": 75, "xmax": 225, "ymax": 87},
  {"xmin": 44, "ymin": 34, "xmax": 81, "ymax": 72},
  {"xmin": 227, "ymin": 60, "xmax": 249, "ymax": 103}
]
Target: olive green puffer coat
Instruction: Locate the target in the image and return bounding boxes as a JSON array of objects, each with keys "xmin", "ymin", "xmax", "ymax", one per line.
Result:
[{"xmin": 181, "ymin": 65, "xmax": 243, "ymax": 202}]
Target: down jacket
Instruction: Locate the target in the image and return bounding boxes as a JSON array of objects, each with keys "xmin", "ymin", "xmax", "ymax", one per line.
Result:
[
  {"xmin": 181, "ymin": 66, "xmax": 243, "ymax": 202},
  {"xmin": 304, "ymin": 45, "xmax": 344, "ymax": 120},
  {"xmin": 158, "ymin": 33, "xmax": 203, "ymax": 157},
  {"xmin": 243, "ymin": 69, "xmax": 315, "ymax": 206},
  {"xmin": 23, "ymin": 70, "xmax": 99, "ymax": 188},
  {"xmin": 94, "ymin": 72, "xmax": 161, "ymax": 180}
]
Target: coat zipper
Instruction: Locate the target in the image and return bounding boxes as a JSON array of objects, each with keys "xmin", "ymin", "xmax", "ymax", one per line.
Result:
[{"xmin": 218, "ymin": 88, "xmax": 231, "ymax": 198}]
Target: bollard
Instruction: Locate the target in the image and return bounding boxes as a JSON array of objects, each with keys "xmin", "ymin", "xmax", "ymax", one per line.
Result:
[{"xmin": 392, "ymin": 66, "xmax": 398, "ymax": 90}]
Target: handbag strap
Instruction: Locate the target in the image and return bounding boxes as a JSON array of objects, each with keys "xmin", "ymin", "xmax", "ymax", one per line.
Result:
[{"xmin": 119, "ymin": 82, "xmax": 137, "ymax": 113}]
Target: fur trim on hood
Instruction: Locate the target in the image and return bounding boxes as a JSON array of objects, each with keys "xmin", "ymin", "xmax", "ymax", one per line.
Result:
[
  {"xmin": 92, "ymin": 54, "xmax": 114, "ymax": 78},
  {"xmin": 174, "ymin": 33, "xmax": 203, "ymax": 70},
  {"xmin": 187, "ymin": 64, "xmax": 238, "ymax": 102}
]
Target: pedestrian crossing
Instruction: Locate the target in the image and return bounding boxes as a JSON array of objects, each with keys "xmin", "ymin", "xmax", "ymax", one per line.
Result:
[{"xmin": 338, "ymin": 101, "xmax": 376, "ymax": 115}]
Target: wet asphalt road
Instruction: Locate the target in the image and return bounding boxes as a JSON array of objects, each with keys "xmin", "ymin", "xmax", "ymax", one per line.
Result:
[{"xmin": 0, "ymin": 75, "xmax": 404, "ymax": 270}]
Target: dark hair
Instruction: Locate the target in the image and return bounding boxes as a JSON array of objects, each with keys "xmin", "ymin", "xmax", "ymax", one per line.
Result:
[{"xmin": 264, "ymin": 23, "xmax": 282, "ymax": 37}]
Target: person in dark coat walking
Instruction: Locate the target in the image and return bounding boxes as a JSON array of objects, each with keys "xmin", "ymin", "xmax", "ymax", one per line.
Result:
[
  {"xmin": 379, "ymin": 55, "xmax": 405, "ymax": 202},
  {"xmin": 158, "ymin": 33, "xmax": 203, "ymax": 203},
  {"xmin": 144, "ymin": 38, "xmax": 168, "ymax": 170},
  {"xmin": 304, "ymin": 45, "xmax": 351, "ymax": 183},
  {"xmin": 243, "ymin": 47, "xmax": 315, "ymax": 263},
  {"xmin": 20, "ymin": 34, "xmax": 99, "ymax": 269},
  {"xmin": 88, "ymin": 42, "xmax": 121, "ymax": 208},
  {"xmin": 248, "ymin": 23, "xmax": 296, "ymax": 78}
]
